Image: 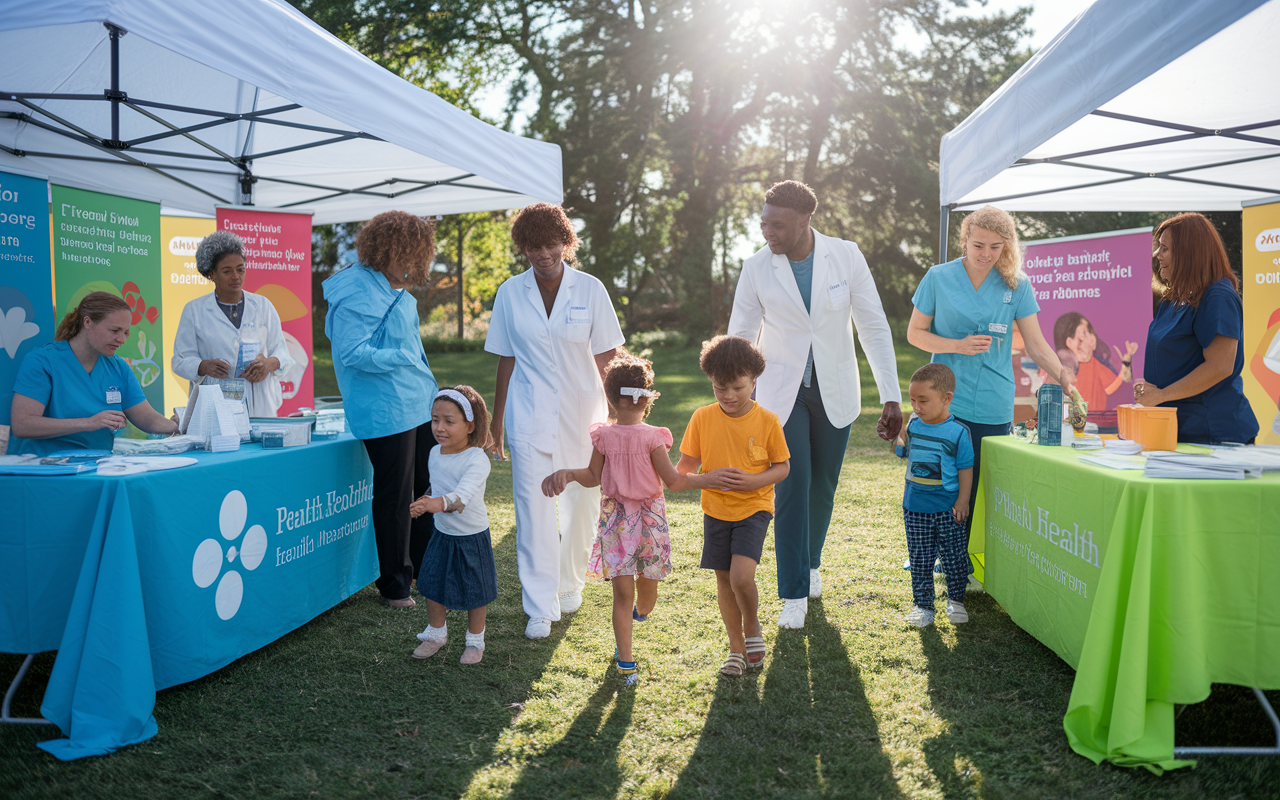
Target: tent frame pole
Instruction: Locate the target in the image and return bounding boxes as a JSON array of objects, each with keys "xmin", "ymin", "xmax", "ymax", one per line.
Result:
[{"xmin": 938, "ymin": 205, "xmax": 951, "ymax": 264}]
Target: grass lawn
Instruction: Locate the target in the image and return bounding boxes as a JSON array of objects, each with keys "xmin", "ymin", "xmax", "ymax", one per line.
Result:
[{"xmin": 4, "ymin": 343, "xmax": 1280, "ymax": 798}]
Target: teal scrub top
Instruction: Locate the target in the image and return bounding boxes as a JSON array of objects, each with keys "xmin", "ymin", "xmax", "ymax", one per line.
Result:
[
  {"xmin": 912, "ymin": 259, "xmax": 1040, "ymax": 425},
  {"xmin": 9, "ymin": 341, "xmax": 146, "ymax": 456}
]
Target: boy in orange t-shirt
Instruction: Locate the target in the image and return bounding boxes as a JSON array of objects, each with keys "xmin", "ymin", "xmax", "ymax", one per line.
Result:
[{"xmin": 678, "ymin": 336, "xmax": 790, "ymax": 676}]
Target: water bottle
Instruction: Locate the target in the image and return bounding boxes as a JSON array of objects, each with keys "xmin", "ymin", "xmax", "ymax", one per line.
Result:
[{"xmin": 1037, "ymin": 384, "xmax": 1063, "ymax": 446}]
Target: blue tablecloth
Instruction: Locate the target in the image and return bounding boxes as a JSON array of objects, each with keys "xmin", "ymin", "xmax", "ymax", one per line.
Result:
[{"xmin": 0, "ymin": 435, "xmax": 378, "ymax": 759}]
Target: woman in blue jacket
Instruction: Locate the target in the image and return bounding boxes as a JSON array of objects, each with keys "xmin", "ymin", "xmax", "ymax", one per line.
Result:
[{"xmin": 323, "ymin": 211, "xmax": 439, "ymax": 608}]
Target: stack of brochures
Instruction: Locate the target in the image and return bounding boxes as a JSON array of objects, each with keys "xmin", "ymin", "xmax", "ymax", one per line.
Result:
[
  {"xmin": 1071, "ymin": 434, "xmax": 1104, "ymax": 450},
  {"xmin": 1103, "ymin": 439, "xmax": 1144, "ymax": 455},
  {"xmin": 1143, "ymin": 451, "xmax": 1263, "ymax": 480}
]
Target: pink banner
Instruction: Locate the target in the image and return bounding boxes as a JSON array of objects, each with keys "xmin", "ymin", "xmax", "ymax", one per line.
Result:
[
  {"xmin": 1020, "ymin": 229, "xmax": 1154, "ymax": 430},
  {"xmin": 215, "ymin": 208, "xmax": 313, "ymax": 415}
]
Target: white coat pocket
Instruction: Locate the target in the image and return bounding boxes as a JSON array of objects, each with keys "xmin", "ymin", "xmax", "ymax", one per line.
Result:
[
  {"xmin": 827, "ymin": 279, "xmax": 850, "ymax": 311},
  {"xmin": 564, "ymin": 303, "xmax": 591, "ymax": 342}
]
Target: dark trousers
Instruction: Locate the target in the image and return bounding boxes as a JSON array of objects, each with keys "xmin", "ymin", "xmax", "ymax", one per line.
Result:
[
  {"xmin": 362, "ymin": 422, "xmax": 437, "ymax": 600},
  {"xmin": 952, "ymin": 416, "xmax": 1011, "ymax": 547},
  {"xmin": 774, "ymin": 370, "xmax": 852, "ymax": 600}
]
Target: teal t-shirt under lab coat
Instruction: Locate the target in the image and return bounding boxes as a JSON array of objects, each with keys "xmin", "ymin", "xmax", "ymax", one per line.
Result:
[
  {"xmin": 912, "ymin": 259, "xmax": 1040, "ymax": 425},
  {"xmin": 9, "ymin": 340, "xmax": 147, "ymax": 456}
]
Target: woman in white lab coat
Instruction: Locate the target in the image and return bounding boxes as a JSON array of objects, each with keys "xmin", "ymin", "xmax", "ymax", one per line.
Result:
[
  {"xmin": 172, "ymin": 230, "xmax": 293, "ymax": 417},
  {"xmin": 729, "ymin": 181, "xmax": 903, "ymax": 630},
  {"xmin": 486, "ymin": 204, "xmax": 625, "ymax": 640}
]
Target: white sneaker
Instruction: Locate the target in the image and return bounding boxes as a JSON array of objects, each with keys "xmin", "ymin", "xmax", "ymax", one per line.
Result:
[
  {"xmin": 525, "ymin": 617, "xmax": 552, "ymax": 639},
  {"xmin": 947, "ymin": 601, "xmax": 968, "ymax": 624},
  {"xmin": 558, "ymin": 590, "xmax": 583, "ymax": 614},
  {"xmin": 967, "ymin": 575, "xmax": 985, "ymax": 594},
  {"xmin": 778, "ymin": 597, "xmax": 808, "ymax": 629},
  {"xmin": 809, "ymin": 569, "xmax": 822, "ymax": 598},
  {"xmin": 905, "ymin": 606, "xmax": 936, "ymax": 627},
  {"xmin": 902, "ymin": 558, "xmax": 911, "ymax": 571}
]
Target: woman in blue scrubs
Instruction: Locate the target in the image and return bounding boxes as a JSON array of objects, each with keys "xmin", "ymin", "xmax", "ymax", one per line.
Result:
[
  {"xmin": 1135, "ymin": 213, "xmax": 1258, "ymax": 444},
  {"xmin": 908, "ymin": 206, "xmax": 1075, "ymax": 534},
  {"xmin": 9, "ymin": 292, "xmax": 177, "ymax": 455}
]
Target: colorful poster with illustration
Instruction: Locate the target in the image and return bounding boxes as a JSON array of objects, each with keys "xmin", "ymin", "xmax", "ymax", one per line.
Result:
[
  {"xmin": 215, "ymin": 208, "xmax": 313, "ymax": 415},
  {"xmin": 0, "ymin": 170, "xmax": 55, "ymax": 427},
  {"xmin": 51, "ymin": 185, "xmax": 164, "ymax": 412},
  {"xmin": 160, "ymin": 215, "xmax": 216, "ymax": 413},
  {"xmin": 1021, "ymin": 228, "xmax": 1154, "ymax": 431},
  {"xmin": 1242, "ymin": 199, "xmax": 1280, "ymax": 445}
]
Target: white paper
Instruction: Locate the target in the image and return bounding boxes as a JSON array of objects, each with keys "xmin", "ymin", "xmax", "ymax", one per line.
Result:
[{"xmin": 236, "ymin": 340, "xmax": 262, "ymax": 377}]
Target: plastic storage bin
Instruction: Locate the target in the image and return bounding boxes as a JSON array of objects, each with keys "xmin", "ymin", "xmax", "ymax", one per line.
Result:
[{"xmin": 1116, "ymin": 404, "xmax": 1178, "ymax": 451}]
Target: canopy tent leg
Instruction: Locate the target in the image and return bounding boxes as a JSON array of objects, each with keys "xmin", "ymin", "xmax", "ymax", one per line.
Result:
[
  {"xmin": 938, "ymin": 205, "xmax": 951, "ymax": 264},
  {"xmin": 1174, "ymin": 687, "xmax": 1280, "ymax": 757},
  {"xmin": 1, "ymin": 654, "xmax": 54, "ymax": 725}
]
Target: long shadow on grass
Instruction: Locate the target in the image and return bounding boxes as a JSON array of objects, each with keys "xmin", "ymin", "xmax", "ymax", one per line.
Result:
[
  {"xmin": 670, "ymin": 599, "xmax": 902, "ymax": 799},
  {"xmin": 502, "ymin": 677, "xmax": 636, "ymax": 799}
]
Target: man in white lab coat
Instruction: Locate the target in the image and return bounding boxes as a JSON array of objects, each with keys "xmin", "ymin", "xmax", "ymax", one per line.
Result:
[
  {"xmin": 729, "ymin": 181, "xmax": 903, "ymax": 629},
  {"xmin": 486, "ymin": 204, "xmax": 625, "ymax": 639}
]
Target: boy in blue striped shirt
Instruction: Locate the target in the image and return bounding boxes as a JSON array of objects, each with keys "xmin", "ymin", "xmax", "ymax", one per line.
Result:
[{"xmin": 902, "ymin": 363, "xmax": 974, "ymax": 627}]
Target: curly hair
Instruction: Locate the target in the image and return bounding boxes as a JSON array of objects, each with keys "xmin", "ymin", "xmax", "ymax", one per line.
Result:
[
  {"xmin": 910, "ymin": 363, "xmax": 955, "ymax": 395},
  {"xmin": 1152, "ymin": 212, "xmax": 1237, "ymax": 307},
  {"xmin": 356, "ymin": 211, "xmax": 436, "ymax": 286},
  {"xmin": 55, "ymin": 291, "xmax": 131, "ymax": 341},
  {"xmin": 764, "ymin": 180, "xmax": 818, "ymax": 216},
  {"xmin": 960, "ymin": 205, "xmax": 1024, "ymax": 290},
  {"xmin": 433, "ymin": 385, "xmax": 494, "ymax": 450},
  {"xmin": 603, "ymin": 348, "xmax": 659, "ymax": 419},
  {"xmin": 699, "ymin": 335, "xmax": 766, "ymax": 386},
  {"xmin": 195, "ymin": 230, "xmax": 245, "ymax": 278},
  {"xmin": 510, "ymin": 203, "xmax": 579, "ymax": 262}
]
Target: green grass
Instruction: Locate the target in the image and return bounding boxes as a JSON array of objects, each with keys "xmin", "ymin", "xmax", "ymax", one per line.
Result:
[{"xmin": 4, "ymin": 344, "xmax": 1280, "ymax": 798}]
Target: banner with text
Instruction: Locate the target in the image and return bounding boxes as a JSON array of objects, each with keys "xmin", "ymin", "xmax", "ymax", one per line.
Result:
[
  {"xmin": 0, "ymin": 170, "xmax": 54, "ymax": 427},
  {"xmin": 1243, "ymin": 199, "xmax": 1280, "ymax": 445},
  {"xmin": 51, "ymin": 185, "xmax": 164, "ymax": 411},
  {"xmin": 1021, "ymin": 229, "xmax": 1154, "ymax": 430},
  {"xmin": 160, "ymin": 215, "xmax": 216, "ymax": 413},
  {"xmin": 215, "ymin": 208, "xmax": 313, "ymax": 414}
]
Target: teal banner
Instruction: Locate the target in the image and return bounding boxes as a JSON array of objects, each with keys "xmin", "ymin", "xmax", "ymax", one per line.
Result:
[{"xmin": 0, "ymin": 170, "xmax": 54, "ymax": 427}]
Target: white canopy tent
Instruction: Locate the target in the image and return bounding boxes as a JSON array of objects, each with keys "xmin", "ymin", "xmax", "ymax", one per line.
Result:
[
  {"xmin": 0, "ymin": 0, "xmax": 562, "ymax": 224},
  {"xmin": 938, "ymin": 0, "xmax": 1279, "ymax": 256}
]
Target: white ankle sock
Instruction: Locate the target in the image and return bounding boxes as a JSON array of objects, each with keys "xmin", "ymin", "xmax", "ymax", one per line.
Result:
[
  {"xmin": 417, "ymin": 623, "xmax": 447, "ymax": 642},
  {"xmin": 465, "ymin": 629, "xmax": 485, "ymax": 650}
]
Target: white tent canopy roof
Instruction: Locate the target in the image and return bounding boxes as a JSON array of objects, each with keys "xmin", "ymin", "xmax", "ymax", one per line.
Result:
[
  {"xmin": 940, "ymin": 0, "xmax": 1279, "ymax": 212},
  {"xmin": 0, "ymin": 0, "xmax": 562, "ymax": 224}
]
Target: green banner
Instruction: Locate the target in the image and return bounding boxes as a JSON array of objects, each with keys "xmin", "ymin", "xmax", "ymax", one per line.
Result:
[{"xmin": 51, "ymin": 185, "xmax": 163, "ymax": 411}]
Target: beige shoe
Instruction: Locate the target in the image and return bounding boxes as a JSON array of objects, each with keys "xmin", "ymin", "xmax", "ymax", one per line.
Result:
[
  {"xmin": 460, "ymin": 646, "xmax": 484, "ymax": 665},
  {"xmin": 412, "ymin": 638, "xmax": 447, "ymax": 659},
  {"xmin": 385, "ymin": 596, "xmax": 416, "ymax": 609}
]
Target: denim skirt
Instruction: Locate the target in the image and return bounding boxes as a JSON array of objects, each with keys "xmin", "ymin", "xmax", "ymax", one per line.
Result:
[{"xmin": 416, "ymin": 528, "xmax": 498, "ymax": 610}]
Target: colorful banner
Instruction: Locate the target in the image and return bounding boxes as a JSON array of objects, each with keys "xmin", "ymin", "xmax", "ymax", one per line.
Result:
[
  {"xmin": 1021, "ymin": 228, "xmax": 1154, "ymax": 430},
  {"xmin": 51, "ymin": 185, "xmax": 163, "ymax": 412},
  {"xmin": 159, "ymin": 215, "xmax": 216, "ymax": 413},
  {"xmin": 1243, "ymin": 198, "xmax": 1280, "ymax": 445},
  {"xmin": 215, "ymin": 208, "xmax": 313, "ymax": 414},
  {"xmin": 0, "ymin": 170, "xmax": 55, "ymax": 427}
]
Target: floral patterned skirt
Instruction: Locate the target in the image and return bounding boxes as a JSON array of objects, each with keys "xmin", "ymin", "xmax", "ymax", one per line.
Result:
[{"xmin": 587, "ymin": 494, "xmax": 672, "ymax": 581}]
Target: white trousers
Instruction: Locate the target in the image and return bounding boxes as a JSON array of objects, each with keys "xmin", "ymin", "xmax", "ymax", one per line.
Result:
[{"xmin": 510, "ymin": 441, "xmax": 601, "ymax": 621}]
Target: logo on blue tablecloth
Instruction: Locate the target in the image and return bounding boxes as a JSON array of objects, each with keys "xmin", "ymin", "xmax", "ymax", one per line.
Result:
[{"xmin": 191, "ymin": 490, "xmax": 269, "ymax": 620}]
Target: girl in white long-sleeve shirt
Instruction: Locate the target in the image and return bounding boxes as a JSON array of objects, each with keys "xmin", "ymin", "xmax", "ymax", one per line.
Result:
[{"xmin": 409, "ymin": 385, "xmax": 496, "ymax": 665}]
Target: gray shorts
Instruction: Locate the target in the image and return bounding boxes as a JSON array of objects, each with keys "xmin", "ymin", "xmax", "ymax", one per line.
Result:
[{"xmin": 700, "ymin": 511, "xmax": 772, "ymax": 571}]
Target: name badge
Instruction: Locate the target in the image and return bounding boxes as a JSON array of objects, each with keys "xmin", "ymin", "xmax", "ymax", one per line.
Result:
[
  {"xmin": 827, "ymin": 280, "xmax": 848, "ymax": 301},
  {"xmin": 106, "ymin": 386, "xmax": 122, "ymax": 405},
  {"xmin": 988, "ymin": 322, "xmax": 1008, "ymax": 334},
  {"xmin": 567, "ymin": 305, "xmax": 590, "ymax": 324}
]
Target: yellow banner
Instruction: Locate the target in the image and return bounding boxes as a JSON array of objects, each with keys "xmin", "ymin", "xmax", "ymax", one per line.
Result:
[
  {"xmin": 160, "ymin": 215, "xmax": 216, "ymax": 413},
  {"xmin": 1243, "ymin": 200, "xmax": 1280, "ymax": 445}
]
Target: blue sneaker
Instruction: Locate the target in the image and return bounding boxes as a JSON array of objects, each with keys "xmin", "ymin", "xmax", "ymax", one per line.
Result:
[{"xmin": 633, "ymin": 606, "xmax": 647, "ymax": 622}]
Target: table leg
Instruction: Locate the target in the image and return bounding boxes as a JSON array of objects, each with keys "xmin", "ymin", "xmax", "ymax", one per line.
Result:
[
  {"xmin": 1, "ymin": 654, "xmax": 54, "ymax": 725},
  {"xmin": 1174, "ymin": 688, "xmax": 1280, "ymax": 757}
]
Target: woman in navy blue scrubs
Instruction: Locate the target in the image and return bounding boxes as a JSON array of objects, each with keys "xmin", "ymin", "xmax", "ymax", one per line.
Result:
[
  {"xmin": 9, "ymin": 292, "xmax": 177, "ymax": 455},
  {"xmin": 1136, "ymin": 213, "xmax": 1258, "ymax": 444}
]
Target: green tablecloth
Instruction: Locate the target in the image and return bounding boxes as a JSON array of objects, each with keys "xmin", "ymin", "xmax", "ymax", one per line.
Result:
[{"xmin": 970, "ymin": 437, "xmax": 1280, "ymax": 773}]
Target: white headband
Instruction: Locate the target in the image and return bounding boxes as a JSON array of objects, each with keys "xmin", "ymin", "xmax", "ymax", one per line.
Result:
[
  {"xmin": 620, "ymin": 387, "xmax": 658, "ymax": 404},
  {"xmin": 435, "ymin": 389, "xmax": 474, "ymax": 421}
]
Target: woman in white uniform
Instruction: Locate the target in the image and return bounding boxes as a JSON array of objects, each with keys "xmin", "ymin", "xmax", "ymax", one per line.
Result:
[
  {"xmin": 486, "ymin": 204, "xmax": 625, "ymax": 640},
  {"xmin": 171, "ymin": 230, "xmax": 293, "ymax": 416}
]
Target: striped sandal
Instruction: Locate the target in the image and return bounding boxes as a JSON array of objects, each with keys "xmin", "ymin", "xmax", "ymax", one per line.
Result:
[
  {"xmin": 719, "ymin": 652, "xmax": 747, "ymax": 677},
  {"xmin": 744, "ymin": 636, "xmax": 766, "ymax": 667}
]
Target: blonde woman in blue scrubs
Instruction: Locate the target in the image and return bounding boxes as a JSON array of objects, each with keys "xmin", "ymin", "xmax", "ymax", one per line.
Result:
[
  {"xmin": 907, "ymin": 206, "xmax": 1074, "ymax": 542},
  {"xmin": 9, "ymin": 292, "xmax": 176, "ymax": 455}
]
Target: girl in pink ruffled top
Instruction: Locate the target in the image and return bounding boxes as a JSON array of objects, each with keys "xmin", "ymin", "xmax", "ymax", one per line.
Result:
[{"xmin": 542, "ymin": 350, "xmax": 686, "ymax": 681}]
